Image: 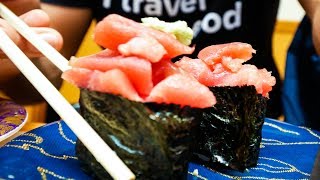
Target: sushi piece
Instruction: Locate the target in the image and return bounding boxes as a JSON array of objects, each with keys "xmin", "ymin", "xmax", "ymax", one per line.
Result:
[
  {"xmin": 62, "ymin": 14, "xmax": 215, "ymax": 179},
  {"xmin": 76, "ymin": 89, "xmax": 201, "ymax": 179},
  {"xmin": 175, "ymin": 42, "xmax": 275, "ymax": 171},
  {"xmin": 194, "ymin": 86, "xmax": 267, "ymax": 171}
]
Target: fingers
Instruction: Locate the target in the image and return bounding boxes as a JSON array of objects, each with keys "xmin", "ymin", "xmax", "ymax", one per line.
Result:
[
  {"xmin": 0, "ymin": 18, "xmax": 21, "ymax": 47},
  {"xmin": 0, "ymin": 9, "xmax": 49, "ymax": 45},
  {"xmin": 0, "ymin": 9, "xmax": 63, "ymax": 58},
  {"xmin": 24, "ymin": 27, "xmax": 63, "ymax": 57},
  {"xmin": 20, "ymin": 9, "xmax": 50, "ymax": 27}
]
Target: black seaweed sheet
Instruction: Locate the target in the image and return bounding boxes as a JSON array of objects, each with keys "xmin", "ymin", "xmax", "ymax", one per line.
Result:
[
  {"xmin": 76, "ymin": 89, "xmax": 201, "ymax": 179},
  {"xmin": 192, "ymin": 86, "xmax": 268, "ymax": 172}
]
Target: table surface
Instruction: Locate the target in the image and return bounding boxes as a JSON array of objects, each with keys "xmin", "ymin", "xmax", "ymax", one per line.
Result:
[{"xmin": 0, "ymin": 119, "xmax": 319, "ymax": 179}]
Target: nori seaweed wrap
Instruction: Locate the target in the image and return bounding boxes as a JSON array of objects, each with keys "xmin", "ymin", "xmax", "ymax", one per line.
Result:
[
  {"xmin": 192, "ymin": 85, "xmax": 268, "ymax": 171},
  {"xmin": 76, "ymin": 89, "xmax": 201, "ymax": 179}
]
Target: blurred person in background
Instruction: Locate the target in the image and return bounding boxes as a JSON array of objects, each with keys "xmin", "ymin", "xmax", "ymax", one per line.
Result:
[{"xmin": 283, "ymin": 0, "xmax": 320, "ymax": 130}]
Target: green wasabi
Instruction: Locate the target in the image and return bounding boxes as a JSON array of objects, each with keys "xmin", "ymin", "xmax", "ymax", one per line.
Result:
[{"xmin": 141, "ymin": 17, "xmax": 193, "ymax": 46}]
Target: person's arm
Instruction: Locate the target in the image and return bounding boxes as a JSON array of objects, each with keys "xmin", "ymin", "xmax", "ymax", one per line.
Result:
[
  {"xmin": 299, "ymin": 0, "xmax": 320, "ymax": 54},
  {"xmin": 0, "ymin": 2, "xmax": 93, "ymax": 104}
]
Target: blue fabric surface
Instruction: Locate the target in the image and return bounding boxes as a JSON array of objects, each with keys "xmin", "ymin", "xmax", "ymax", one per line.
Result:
[
  {"xmin": 283, "ymin": 16, "xmax": 320, "ymax": 130},
  {"xmin": 0, "ymin": 118, "xmax": 319, "ymax": 179}
]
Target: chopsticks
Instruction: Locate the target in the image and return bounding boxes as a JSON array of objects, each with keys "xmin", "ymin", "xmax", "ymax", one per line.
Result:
[{"xmin": 0, "ymin": 3, "xmax": 135, "ymax": 180}]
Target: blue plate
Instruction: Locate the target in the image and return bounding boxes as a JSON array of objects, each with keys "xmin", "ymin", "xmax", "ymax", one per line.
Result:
[{"xmin": 0, "ymin": 118, "xmax": 319, "ymax": 179}]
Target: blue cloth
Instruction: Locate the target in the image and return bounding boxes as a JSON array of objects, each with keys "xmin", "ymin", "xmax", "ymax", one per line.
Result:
[
  {"xmin": 0, "ymin": 118, "xmax": 319, "ymax": 179},
  {"xmin": 283, "ymin": 16, "xmax": 320, "ymax": 130}
]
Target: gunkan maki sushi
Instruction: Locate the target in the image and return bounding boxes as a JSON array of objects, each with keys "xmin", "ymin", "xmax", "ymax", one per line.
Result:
[
  {"xmin": 175, "ymin": 42, "xmax": 276, "ymax": 171},
  {"xmin": 62, "ymin": 14, "xmax": 276, "ymax": 178},
  {"xmin": 62, "ymin": 14, "xmax": 216, "ymax": 179}
]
